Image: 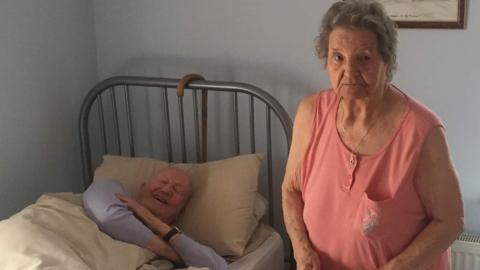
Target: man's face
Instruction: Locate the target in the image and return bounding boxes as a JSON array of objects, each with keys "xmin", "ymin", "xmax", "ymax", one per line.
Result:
[{"xmin": 137, "ymin": 167, "xmax": 191, "ymax": 223}]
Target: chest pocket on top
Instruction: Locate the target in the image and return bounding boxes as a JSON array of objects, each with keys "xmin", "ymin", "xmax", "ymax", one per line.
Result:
[{"xmin": 354, "ymin": 192, "xmax": 395, "ymax": 240}]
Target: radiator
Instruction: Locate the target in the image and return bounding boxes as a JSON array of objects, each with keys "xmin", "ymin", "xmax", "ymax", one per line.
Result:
[{"xmin": 452, "ymin": 233, "xmax": 480, "ymax": 270}]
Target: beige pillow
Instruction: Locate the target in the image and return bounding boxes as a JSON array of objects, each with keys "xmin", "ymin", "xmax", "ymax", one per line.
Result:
[
  {"xmin": 253, "ymin": 193, "xmax": 268, "ymax": 222},
  {"xmin": 93, "ymin": 154, "xmax": 263, "ymax": 257}
]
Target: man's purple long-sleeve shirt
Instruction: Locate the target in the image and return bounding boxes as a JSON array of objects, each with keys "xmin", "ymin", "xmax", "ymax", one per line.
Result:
[{"xmin": 82, "ymin": 179, "xmax": 228, "ymax": 270}]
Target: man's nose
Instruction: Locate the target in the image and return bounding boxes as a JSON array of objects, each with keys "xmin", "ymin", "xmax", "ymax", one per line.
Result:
[{"xmin": 161, "ymin": 185, "xmax": 173, "ymax": 197}]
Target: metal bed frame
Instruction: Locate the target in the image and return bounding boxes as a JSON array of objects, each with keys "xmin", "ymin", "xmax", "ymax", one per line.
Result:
[{"xmin": 78, "ymin": 75, "xmax": 294, "ymax": 269}]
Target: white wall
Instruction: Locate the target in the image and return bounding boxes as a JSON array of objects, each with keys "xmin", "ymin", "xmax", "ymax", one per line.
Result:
[
  {"xmin": 0, "ymin": 0, "xmax": 98, "ymax": 219},
  {"xmin": 93, "ymin": 0, "xmax": 480, "ymax": 234}
]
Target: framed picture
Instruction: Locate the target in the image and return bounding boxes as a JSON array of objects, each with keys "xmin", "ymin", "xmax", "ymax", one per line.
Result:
[{"xmin": 377, "ymin": 0, "xmax": 466, "ymax": 29}]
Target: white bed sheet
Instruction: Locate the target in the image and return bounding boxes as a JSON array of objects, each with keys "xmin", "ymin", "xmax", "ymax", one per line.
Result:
[{"xmin": 228, "ymin": 230, "xmax": 284, "ymax": 270}]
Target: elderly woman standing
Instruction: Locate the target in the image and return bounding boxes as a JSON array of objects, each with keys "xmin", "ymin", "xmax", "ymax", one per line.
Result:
[{"xmin": 282, "ymin": 1, "xmax": 463, "ymax": 269}]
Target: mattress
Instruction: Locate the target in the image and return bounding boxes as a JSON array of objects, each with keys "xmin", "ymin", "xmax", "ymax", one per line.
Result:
[{"xmin": 228, "ymin": 230, "xmax": 284, "ymax": 270}]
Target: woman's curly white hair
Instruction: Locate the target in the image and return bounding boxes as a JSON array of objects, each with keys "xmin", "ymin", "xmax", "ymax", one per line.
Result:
[{"xmin": 315, "ymin": 0, "xmax": 398, "ymax": 82}]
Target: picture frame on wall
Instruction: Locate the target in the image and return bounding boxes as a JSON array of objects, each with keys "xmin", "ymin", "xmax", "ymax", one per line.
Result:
[{"xmin": 377, "ymin": 0, "xmax": 466, "ymax": 29}]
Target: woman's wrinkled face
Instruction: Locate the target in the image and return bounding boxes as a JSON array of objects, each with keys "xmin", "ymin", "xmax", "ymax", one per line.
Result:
[
  {"xmin": 137, "ymin": 168, "xmax": 191, "ymax": 223},
  {"xmin": 326, "ymin": 27, "xmax": 389, "ymax": 100}
]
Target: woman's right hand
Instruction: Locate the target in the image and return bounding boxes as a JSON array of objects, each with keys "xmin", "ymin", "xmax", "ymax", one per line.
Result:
[{"xmin": 295, "ymin": 248, "xmax": 322, "ymax": 270}]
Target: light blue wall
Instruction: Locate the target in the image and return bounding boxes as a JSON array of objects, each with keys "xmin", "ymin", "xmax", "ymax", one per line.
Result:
[
  {"xmin": 92, "ymin": 0, "xmax": 480, "ymax": 234},
  {"xmin": 0, "ymin": 0, "xmax": 98, "ymax": 219},
  {"xmin": 0, "ymin": 0, "xmax": 475, "ymax": 252}
]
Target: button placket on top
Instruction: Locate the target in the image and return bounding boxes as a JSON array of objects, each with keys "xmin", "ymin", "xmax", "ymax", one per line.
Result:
[{"xmin": 343, "ymin": 153, "xmax": 358, "ymax": 191}]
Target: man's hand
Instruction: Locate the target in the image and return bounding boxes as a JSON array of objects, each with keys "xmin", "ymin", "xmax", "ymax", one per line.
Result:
[
  {"xmin": 116, "ymin": 194, "xmax": 182, "ymax": 263},
  {"xmin": 116, "ymin": 193, "xmax": 169, "ymax": 235},
  {"xmin": 117, "ymin": 194, "xmax": 174, "ymax": 239},
  {"xmin": 116, "ymin": 194, "xmax": 153, "ymax": 221}
]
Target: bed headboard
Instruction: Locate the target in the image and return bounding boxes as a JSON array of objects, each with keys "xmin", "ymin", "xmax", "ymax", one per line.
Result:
[
  {"xmin": 78, "ymin": 75, "xmax": 294, "ymax": 267},
  {"xmin": 79, "ymin": 75, "xmax": 292, "ymax": 221}
]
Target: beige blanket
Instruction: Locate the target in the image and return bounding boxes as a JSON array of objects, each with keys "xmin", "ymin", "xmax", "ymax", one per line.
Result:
[{"xmin": 0, "ymin": 193, "xmax": 208, "ymax": 270}]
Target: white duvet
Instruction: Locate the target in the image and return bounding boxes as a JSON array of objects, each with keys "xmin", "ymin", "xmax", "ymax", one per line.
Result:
[{"xmin": 0, "ymin": 193, "xmax": 207, "ymax": 270}]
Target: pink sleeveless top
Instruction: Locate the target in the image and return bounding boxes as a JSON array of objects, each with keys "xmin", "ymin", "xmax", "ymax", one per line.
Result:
[{"xmin": 301, "ymin": 89, "xmax": 450, "ymax": 270}]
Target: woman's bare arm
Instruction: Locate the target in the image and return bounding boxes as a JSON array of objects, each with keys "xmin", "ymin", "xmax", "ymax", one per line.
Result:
[
  {"xmin": 282, "ymin": 94, "xmax": 322, "ymax": 270},
  {"xmin": 381, "ymin": 127, "xmax": 464, "ymax": 270}
]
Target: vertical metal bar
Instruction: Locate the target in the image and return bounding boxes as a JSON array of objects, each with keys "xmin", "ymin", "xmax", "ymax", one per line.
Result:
[
  {"xmin": 249, "ymin": 95, "xmax": 256, "ymax": 153},
  {"xmin": 178, "ymin": 96, "xmax": 187, "ymax": 163},
  {"xmin": 266, "ymin": 106, "xmax": 274, "ymax": 226},
  {"xmin": 80, "ymin": 109, "xmax": 93, "ymax": 190},
  {"xmin": 110, "ymin": 87, "xmax": 121, "ymax": 155},
  {"xmin": 192, "ymin": 90, "xmax": 202, "ymax": 162},
  {"xmin": 201, "ymin": 90, "xmax": 208, "ymax": 162},
  {"xmin": 233, "ymin": 93, "xmax": 240, "ymax": 155},
  {"xmin": 163, "ymin": 88, "xmax": 173, "ymax": 162},
  {"xmin": 97, "ymin": 94, "xmax": 107, "ymax": 155},
  {"xmin": 124, "ymin": 85, "xmax": 135, "ymax": 157}
]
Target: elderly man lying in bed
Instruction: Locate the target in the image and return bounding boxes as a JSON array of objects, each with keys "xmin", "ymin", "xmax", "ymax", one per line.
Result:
[{"xmin": 82, "ymin": 167, "xmax": 228, "ymax": 270}]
